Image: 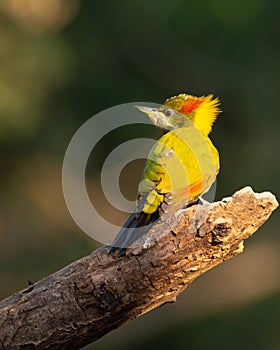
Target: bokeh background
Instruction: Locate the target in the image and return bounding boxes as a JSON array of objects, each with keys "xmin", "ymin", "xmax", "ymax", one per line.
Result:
[{"xmin": 0, "ymin": 0, "xmax": 279, "ymax": 349}]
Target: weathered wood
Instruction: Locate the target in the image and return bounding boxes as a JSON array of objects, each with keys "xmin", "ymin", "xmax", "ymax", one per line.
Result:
[{"xmin": 0, "ymin": 187, "xmax": 278, "ymax": 350}]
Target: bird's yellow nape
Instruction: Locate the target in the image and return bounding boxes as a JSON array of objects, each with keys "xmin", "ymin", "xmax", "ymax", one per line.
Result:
[
  {"xmin": 190, "ymin": 95, "xmax": 221, "ymax": 136},
  {"xmin": 164, "ymin": 93, "xmax": 221, "ymax": 136}
]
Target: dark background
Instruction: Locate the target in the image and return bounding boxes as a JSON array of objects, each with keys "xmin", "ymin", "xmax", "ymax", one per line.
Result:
[{"xmin": 0, "ymin": 1, "xmax": 279, "ymax": 349}]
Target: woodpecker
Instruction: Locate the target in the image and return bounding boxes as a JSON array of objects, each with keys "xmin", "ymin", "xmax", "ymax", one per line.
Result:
[{"xmin": 109, "ymin": 93, "xmax": 221, "ymax": 255}]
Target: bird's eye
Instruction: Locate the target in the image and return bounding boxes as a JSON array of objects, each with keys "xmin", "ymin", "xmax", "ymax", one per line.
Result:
[{"xmin": 164, "ymin": 109, "xmax": 174, "ymax": 117}]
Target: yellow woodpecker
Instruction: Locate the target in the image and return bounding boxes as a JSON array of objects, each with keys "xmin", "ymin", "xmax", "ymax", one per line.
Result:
[{"xmin": 109, "ymin": 93, "xmax": 221, "ymax": 255}]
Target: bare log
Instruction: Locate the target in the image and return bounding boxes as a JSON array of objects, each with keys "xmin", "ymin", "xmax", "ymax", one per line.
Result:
[{"xmin": 0, "ymin": 187, "xmax": 278, "ymax": 350}]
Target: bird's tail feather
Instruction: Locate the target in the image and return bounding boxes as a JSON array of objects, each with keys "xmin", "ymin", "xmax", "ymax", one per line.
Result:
[{"xmin": 108, "ymin": 211, "xmax": 158, "ymax": 255}]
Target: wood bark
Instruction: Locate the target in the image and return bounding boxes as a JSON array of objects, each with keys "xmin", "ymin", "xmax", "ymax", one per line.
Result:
[{"xmin": 0, "ymin": 187, "xmax": 278, "ymax": 350}]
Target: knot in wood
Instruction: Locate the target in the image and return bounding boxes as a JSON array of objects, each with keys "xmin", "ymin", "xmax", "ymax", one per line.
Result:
[{"xmin": 210, "ymin": 218, "xmax": 233, "ymax": 245}]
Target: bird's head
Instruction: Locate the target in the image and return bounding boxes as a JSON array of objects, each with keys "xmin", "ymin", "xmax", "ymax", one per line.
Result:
[{"xmin": 136, "ymin": 93, "xmax": 221, "ymax": 136}]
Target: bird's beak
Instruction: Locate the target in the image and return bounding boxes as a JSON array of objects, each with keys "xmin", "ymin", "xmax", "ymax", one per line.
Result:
[
  {"xmin": 134, "ymin": 105, "xmax": 174, "ymax": 130},
  {"xmin": 134, "ymin": 105, "xmax": 159, "ymax": 125},
  {"xmin": 134, "ymin": 105, "xmax": 157, "ymax": 114}
]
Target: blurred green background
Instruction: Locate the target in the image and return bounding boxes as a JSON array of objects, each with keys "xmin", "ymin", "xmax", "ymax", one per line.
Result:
[{"xmin": 0, "ymin": 0, "xmax": 279, "ymax": 349}]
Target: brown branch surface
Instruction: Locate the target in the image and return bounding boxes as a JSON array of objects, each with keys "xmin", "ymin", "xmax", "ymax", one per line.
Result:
[{"xmin": 0, "ymin": 187, "xmax": 278, "ymax": 350}]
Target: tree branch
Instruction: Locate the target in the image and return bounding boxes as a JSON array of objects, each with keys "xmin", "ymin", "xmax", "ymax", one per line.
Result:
[{"xmin": 0, "ymin": 187, "xmax": 278, "ymax": 350}]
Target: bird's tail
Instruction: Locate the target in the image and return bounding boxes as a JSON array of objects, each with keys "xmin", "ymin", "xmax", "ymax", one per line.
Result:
[{"xmin": 108, "ymin": 211, "xmax": 158, "ymax": 256}]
